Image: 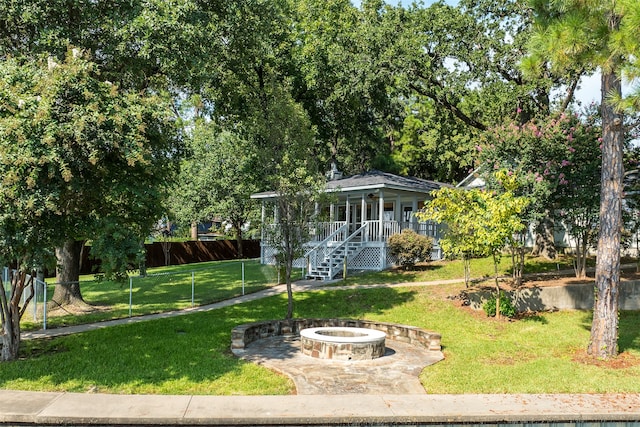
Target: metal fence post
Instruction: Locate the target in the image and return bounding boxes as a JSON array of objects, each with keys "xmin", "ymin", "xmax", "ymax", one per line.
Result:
[
  {"xmin": 191, "ymin": 271, "xmax": 195, "ymax": 307},
  {"xmin": 32, "ymin": 278, "xmax": 38, "ymax": 321},
  {"xmin": 129, "ymin": 276, "xmax": 133, "ymax": 317},
  {"xmin": 242, "ymin": 262, "xmax": 245, "ymax": 296},
  {"xmin": 43, "ymin": 281, "xmax": 47, "ymax": 330}
]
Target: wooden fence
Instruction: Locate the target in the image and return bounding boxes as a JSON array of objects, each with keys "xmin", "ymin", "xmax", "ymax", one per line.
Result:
[{"xmin": 79, "ymin": 240, "xmax": 261, "ymax": 274}]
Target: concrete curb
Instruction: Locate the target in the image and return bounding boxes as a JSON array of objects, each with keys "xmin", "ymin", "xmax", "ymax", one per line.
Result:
[{"xmin": 1, "ymin": 391, "xmax": 639, "ymax": 425}]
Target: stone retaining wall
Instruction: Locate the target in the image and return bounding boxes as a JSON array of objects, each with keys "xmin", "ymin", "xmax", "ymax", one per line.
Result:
[
  {"xmin": 467, "ymin": 280, "xmax": 640, "ymax": 312},
  {"xmin": 231, "ymin": 318, "xmax": 441, "ymax": 352}
]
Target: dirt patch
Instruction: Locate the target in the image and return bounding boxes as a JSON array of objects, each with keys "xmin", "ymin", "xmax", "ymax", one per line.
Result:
[
  {"xmin": 572, "ymin": 349, "xmax": 640, "ymax": 369},
  {"xmin": 46, "ymin": 303, "xmax": 111, "ymax": 317}
]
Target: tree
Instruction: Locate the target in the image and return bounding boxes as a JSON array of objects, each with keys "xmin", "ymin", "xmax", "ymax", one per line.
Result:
[
  {"xmin": 526, "ymin": 0, "xmax": 640, "ymax": 359},
  {"xmin": 0, "ymin": 0, "xmax": 202, "ymax": 305},
  {"xmin": 289, "ymin": 0, "xmax": 398, "ymax": 175},
  {"xmin": 0, "ymin": 50, "xmax": 179, "ymax": 311},
  {"xmin": 420, "ymin": 172, "xmax": 529, "ymax": 297},
  {"xmin": 391, "ymin": 97, "xmax": 478, "ymax": 183},
  {"xmin": 254, "ymin": 84, "xmax": 325, "ymax": 320},
  {"xmin": 419, "ymin": 187, "xmax": 488, "ymax": 287},
  {"xmin": 476, "ymin": 173, "xmax": 530, "ymax": 314},
  {"xmin": 0, "ymin": 57, "xmax": 58, "ymax": 359},
  {"xmin": 171, "ymin": 123, "xmax": 261, "ymax": 258},
  {"xmin": 379, "ymin": 0, "xmax": 587, "ymax": 183},
  {"xmin": 478, "ymin": 112, "xmax": 602, "ymax": 276}
]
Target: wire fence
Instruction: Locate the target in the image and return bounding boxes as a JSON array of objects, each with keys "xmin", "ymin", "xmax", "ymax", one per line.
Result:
[
  {"xmin": 2, "ymin": 267, "xmax": 49, "ymax": 329},
  {"xmin": 5, "ymin": 260, "xmax": 304, "ymax": 331}
]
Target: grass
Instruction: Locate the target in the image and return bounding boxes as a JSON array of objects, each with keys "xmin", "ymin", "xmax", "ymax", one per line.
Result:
[
  {"xmin": 5, "ymin": 255, "xmax": 640, "ymax": 395},
  {"xmin": 21, "ymin": 259, "xmax": 302, "ymax": 330},
  {"xmin": 337, "ymin": 253, "xmax": 577, "ymax": 286}
]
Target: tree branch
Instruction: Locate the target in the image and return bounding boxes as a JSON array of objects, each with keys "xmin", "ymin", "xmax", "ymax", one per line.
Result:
[
  {"xmin": 558, "ymin": 74, "xmax": 581, "ymax": 114},
  {"xmin": 409, "ymin": 79, "xmax": 487, "ymax": 131}
]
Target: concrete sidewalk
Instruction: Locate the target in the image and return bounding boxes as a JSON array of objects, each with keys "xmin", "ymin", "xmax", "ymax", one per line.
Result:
[{"xmin": 1, "ymin": 390, "xmax": 639, "ymax": 425}]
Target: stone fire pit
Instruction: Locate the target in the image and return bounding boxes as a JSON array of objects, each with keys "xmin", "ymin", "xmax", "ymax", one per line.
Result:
[{"xmin": 300, "ymin": 326, "xmax": 386, "ymax": 361}]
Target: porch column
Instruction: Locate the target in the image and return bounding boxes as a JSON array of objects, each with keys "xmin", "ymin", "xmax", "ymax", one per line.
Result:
[
  {"xmin": 345, "ymin": 195, "xmax": 351, "ymax": 228},
  {"xmin": 396, "ymin": 194, "xmax": 402, "ymax": 224},
  {"xmin": 379, "ymin": 190, "xmax": 385, "ymax": 269},
  {"xmin": 330, "ymin": 203, "xmax": 335, "ymax": 221},
  {"xmin": 411, "ymin": 197, "xmax": 418, "ymax": 224},
  {"xmin": 378, "ymin": 190, "xmax": 384, "ymax": 240},
  {"xmin": 361, "ymin": 194, "xmax": 367, "ymax": 241}
]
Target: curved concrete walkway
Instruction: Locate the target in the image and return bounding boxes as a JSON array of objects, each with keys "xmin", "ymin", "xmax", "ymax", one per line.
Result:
[{"xmin": 7, "ymin": 277, "xmax": 640, "ymax": 425}]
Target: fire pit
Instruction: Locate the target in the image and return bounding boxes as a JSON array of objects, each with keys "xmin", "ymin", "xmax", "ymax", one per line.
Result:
[{"xmin": 300, "ymin": 327, "xmax": 386, "ymax": 361}]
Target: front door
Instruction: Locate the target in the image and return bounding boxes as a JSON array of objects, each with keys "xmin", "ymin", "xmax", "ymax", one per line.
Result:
[{"xmin": 350, "ymin": 204, "xmax": 361, "ymax": 234}]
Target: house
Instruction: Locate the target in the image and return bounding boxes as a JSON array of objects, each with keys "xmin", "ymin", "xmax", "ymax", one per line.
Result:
[{"xmin": 251, "ymin": 169, "xmax": 451, "ymax": 280}]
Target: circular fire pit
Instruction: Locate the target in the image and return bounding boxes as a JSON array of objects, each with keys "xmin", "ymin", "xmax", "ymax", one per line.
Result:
[{"xmin": 300, "ymin": 327, "xmax": 386, "ymax": 361}]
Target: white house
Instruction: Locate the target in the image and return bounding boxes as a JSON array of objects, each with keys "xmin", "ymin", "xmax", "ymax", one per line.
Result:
[{"xmin": 251, "ymin": 169, "xmax": 451, "ymax": 280}]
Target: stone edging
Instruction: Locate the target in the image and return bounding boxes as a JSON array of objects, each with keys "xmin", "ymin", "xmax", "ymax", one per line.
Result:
[{"xmin": 231, "ymin": 318, "xmax": 441, "ymax": 352}]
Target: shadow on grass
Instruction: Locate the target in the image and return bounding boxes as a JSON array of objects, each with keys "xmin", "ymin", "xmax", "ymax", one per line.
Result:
[
  {"xmin": 5, "ymin": 287, "xmax": 416, "ymax": 394},
  {"xmin": 578, "ymin": 310, "xmax": 640, "ymax": 354}
]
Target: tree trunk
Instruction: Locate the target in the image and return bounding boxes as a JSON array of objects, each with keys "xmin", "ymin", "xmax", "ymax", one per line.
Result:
[
  {"xmin": 1, "ymin": 271, "xmax": 33, "ymax": 361},
  {"xmin": 574, "ymin": 234, "xmax": 588, "ymax": 279},
  {"xmin": 138, "ymin": 241, "xmax": 147, "ymax": 277},
  {"xmin": 234, "ymin": 224, "xmax": 244, "ymax": 259},
  {"xmin": 493, "ymin": 252, "xmax": 501, "ymax": 319},
  {"xmin": 285, "ymin": 263, "xmax": 294, "ymax": 320},
  {"xmin": 588, "ymin": 66, "xmax": 623, "ymax": 359},
  {"xmin": 52, "ymin": 240, "xmax": 87, "ymax": 309},
  {"xmin": 531, "ymin": 217, "xmax": 556, "ymax": 259},
  {"xmin": 161, "ymin": 241, "xmax": 171, "ymax": 266},
  {"xmin": 0, "ymin": 292, "xmax": 20, "ymax": 361},
  {"xmin": 463, "ymin": 253, "xmax": 471, "ymax": 288},
  {"xmin": 511, "ymin": 245, "xmax": 525, "ymax": 287}
]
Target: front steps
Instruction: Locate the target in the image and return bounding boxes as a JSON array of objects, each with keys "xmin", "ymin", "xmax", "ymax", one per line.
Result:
[{"xmin": 306, "ymin": 242, "xmax": 363, "ymax": 281}]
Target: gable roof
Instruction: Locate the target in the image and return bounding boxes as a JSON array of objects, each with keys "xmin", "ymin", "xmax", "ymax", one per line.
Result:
[{"xmin": 251, "ymin": 170, "xmax": 450, "ymax": 200}]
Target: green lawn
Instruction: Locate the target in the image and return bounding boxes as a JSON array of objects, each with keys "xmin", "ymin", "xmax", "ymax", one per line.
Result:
[
  {"xmin": 337, "ymin": 253, "xmax": 577, "ymax": 286},
  {"xmin": 22, "ymin": 259, "xmax": 301, "ymax": 330},
  {"xmin": 5, "ymin": 255, "xmax": 639, "ymax": 395}
]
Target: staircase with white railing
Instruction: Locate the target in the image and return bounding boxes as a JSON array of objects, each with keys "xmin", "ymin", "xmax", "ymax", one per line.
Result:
[{"xmin": 305, "ymin": 223, "xmax": 368, "ymax": 281}]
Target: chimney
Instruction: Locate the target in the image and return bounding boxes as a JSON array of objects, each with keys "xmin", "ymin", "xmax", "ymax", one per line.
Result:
[{"xmin": 326, "ymin": 161, "xmax": 343, "ymax": 181}]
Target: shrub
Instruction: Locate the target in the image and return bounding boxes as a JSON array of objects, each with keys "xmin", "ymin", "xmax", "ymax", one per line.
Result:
[
  {"xmin": 483, "ymin": 291, "xmax": 517, "ymax": 318},
  {"xmin": 388, "ymin": 229, "xmax": 434, "ymax": 270}
]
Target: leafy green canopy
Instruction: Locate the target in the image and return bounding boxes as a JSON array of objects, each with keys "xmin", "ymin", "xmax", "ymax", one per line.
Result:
[
  {"xmin": 418, "ymin": 177, "xmax": 529, "ymax": 286},
  {"xmin": 0, "ymin": 51, "xmax": 179, "ymax": 274}
]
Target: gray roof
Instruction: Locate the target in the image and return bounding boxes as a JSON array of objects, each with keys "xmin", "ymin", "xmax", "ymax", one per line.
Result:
[
  {"xmin": 325, "ymin": 170, "xmax": 448, "ymax": 193},
  {"xmin": 251, "ymin": 170, "xmax": 450, "ymax": 199}
]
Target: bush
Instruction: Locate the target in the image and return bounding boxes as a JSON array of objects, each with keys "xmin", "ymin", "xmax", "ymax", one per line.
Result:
[
  {"xmin": 483, "ymin": 291, "xmax": 517, "ymax": 318},
  {"xmin": 388, "ymin": 229, "xmax": 434, "ymax": 270}
]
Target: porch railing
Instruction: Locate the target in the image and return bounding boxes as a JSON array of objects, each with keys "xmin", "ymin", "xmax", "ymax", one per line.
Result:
[
  {"xmin": 304, "ymin": 223, "xmax": 349, "ymax": 272},
  {"xmin": 366, "ymin": 220, "xmax": 441, "ymax": 242},
  {"xmin": 309, "ymin": 221, "xmax": 348, "ymax": 242},
  {"xmin": 326, "ymin": 222, "xmax": 369, "ymax": 279}
]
